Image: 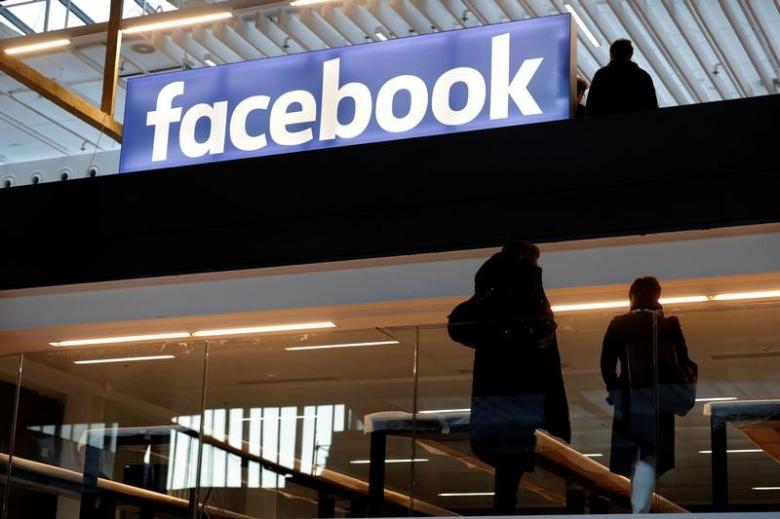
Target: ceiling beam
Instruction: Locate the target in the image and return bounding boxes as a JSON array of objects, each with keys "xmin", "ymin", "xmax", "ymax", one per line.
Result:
[
  {"xmin": 659, "ymin": 0, "xmax": 727, "ymax": 100},
  {"xmin": 0, "ymin": 52, "xmax": 123, "ymax": 142},
  {"xmin": 684, "ymin": 0, "xmax": 749, "ymax": 98},
  {"xmin": 101, "ymin": 0, "xmax": 124, "ymax": 116}
]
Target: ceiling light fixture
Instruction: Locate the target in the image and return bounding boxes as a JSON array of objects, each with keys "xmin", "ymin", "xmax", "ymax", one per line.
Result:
[
  {"xmin": 552, "ymin": 300, "xmax": 629, "ymax": 313},
  {"xmin": 122, "ymin": 11, "xmax": 232, "ymax": 35},
  {"xmin": 4, "ymin": 38, "xmax": 71, "ymax": 55},
  {"xmin": 696, "ymin": 397, "xmax": 738, "ymax": 403},
  {"xmin": 713, "ymin": 290, "xmax": 780, "ymax": 302},
  {"xmin": 290, "ymin": 0, "xmax": 336, "ymax": 6},
  {"xmin": 753, "ymin": 487, "xmax": 780, "ymax": 491},
  {"xmin": 204, "ymin": 58, "xmax": 217, "ymax": 67},
  {"xmin": 50, "ymin": 332, "xmax": 190, "ymax": 347},
  {"xmin": 698, "ymin": 449, "xmax": 762, "ymax": 454},
  {"xmin": 193, "ymin": 321, "xmax": 336, "ymax": 338},
  {"xmin": 438, "ymin": 492, "xmax": 494, "ymax": 497},
  {"xmin": 375, "ymin": 32, "xmax": 388, "ymax": 41},
  {"xmin": 418, "ymin": 408, "xmax": 470, "ymax": 414},
  {"xmin": 563, "ymin": 4, "xmax": 600, "ymax": 48},
  {"xmin": 584, "ymin": 453, "xmax": 604, "ymax": 458},
  {"xmin": 350, "ymin": 458, "xmax": 428, "ymax": 464},
  {"xmin": 552, "ymin": 294, "xmax": 710, "ymax": 313},
  {"xmin": 242, "ymin": 414, "xmax": 316, "ymax": 421},
  {"xmin": 74, "ymin": 355, "xmax": 176, "ymax": 365},
  {"xmin": 285, "ymin": 340, "xmax": 398, "ymax": 351},
  {"xmin": 659, "ymin": 295, "xmax": 710, "ymax": 304}
]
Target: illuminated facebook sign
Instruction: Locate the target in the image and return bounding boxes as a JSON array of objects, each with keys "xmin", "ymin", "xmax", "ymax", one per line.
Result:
[{"xmin": 119, "ymin": 14, "xmax": 574, "ymax": 173}]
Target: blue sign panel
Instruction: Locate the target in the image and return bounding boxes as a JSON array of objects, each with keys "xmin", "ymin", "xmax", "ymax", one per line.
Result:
[{"xmin": 119, "ymin": 14, "xmax": 574, "ymax": 173}]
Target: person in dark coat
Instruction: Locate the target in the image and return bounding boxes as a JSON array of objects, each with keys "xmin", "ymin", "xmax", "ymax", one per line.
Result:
[
  {"xmin": 600, "ymin": 277, "xmax": 691, "ymax": 513},
  {"xmin": 467, "ymin": 241, "xmax": 571, "ymax": 514},
  {"xmin": 586, "ymin": 39, "xmax": 658, "ymax": 116}
]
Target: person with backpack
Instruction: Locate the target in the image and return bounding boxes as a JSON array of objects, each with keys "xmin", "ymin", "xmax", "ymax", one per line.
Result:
[
  {"xmin": 448, "ymin": 241, "xmax": 570, "ymax": 514},
  {"xmin": 600, "ymin": 277, "xmax": 697, "ymax": 513}
]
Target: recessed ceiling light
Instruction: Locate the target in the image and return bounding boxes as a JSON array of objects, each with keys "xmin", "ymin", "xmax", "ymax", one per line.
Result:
[
  {"xmin": 659, "ymin": 295, "xmax": 710, "ymax": 304},
  {"xmin": 552, "ymin": 295, "xmax": 710, "ymax": 313},
  {"xmin": 438, "ymin": 492, "xmax": 494, "ymax": 497},
  {"xmin": 713, "ymin": 290, "xmax": 780, "ymax": 301},
  {"xmin": 698, "ymin": 449, "xmax": 762, "ymax": 454},
  {"xmin": 290, "ymin": 0, "xmax": 336, "ymax": 6},
  {"xmin": 418, "ymin": 408, "xmax": 470, "ymax": 414},
  {"xmin": 350, "ymin": 458, "xmax": 428, "ymax": 464},
  {"xmin": 552, "ymin": 300, "xmax": 629, "ymax": 313},
  {"xmin": 50, "ymin": 332, "xmax": 190, "ymax": 347},
  {"xmin": 130, "ymin": 43, "xmax": 156, "ymax": 54},
  {"xmin": 285, "ymin": 340, "xmax": 398, "ymax": 351},
  {"xmin": 74, "ymin": 355, "xmax": 175, "ymax": 365},
  {"xmin": 193, "ymin": 321, "xmax": 336, "ymax": 338}
]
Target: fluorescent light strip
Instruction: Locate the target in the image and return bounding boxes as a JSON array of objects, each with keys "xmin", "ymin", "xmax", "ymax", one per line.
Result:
[
  {"xmin": 563, "ymin": 4, "xmax": 600, "ymax": 48},
  {"xmin": 696, "ymin": 397, "xmax": 738, "ymax": 402},
  {"xmin": 699, "ymin": 449, "xmax": 762, "ymax": 454},
  {"xmin": 439, "ymin": 492, "xmax": 494, "ymax": 497},
  {"xmin": 659, "ymin": 295, "xmax": 710, "ymax": 304},
  {"xmin": 753, "ymin": 487, "xmax": 780, "ymax": 491},
  {"xmin": 285, "ymin": 340, "xmax": 398, "ymax": 351},
  {"xmin": 713, "ymin": 290, "xmax": 780, "ymax": 301},
  {"xmin": 552, "ymin": 300, "xmax": 628, "ymax": 313},
  {"xmin": 552, "ymin": 295, "xmax": 709, "ymax": 313},
  {"xmin": 204, "ymin": 58, "xmax": 217, "ymax": 67},
  {"xmin": 375, "ymin": 32, "xmax": 388, "ymax": 41},
  {"xmin": 193, "ymin": 321, "xmax": 336, "ymax": 337},
  {"xmin": 584, "ymin": 453, "xmax": 604, "ymax": 458},
  {"xmin": 350, "ymin": 458, "xmax": 428, "ymax": 464},
  {"xmin": 74, "ymin": 355, "xmax": 175, "ymax": 365},
  {"xmin": 50, "ymin": 332, "xmax": 190, "ymax": 347},
  {"xmin": 418, "ymin": 408, "xmax": 470, "ymax": 414},
  {"xmin": 5, "ymin": 38, "xmax": 70, "ymax": 55},
  {"xmin": 290, "ymin": 0, "xmax": 335, "ymax": 6},
  {"xmin": 243, "ymin": 415, "xmax": 315, "ymax": 421},
  {"xmin": 122, "ymin": 11, "xmax": 232, "ymax": 34}
]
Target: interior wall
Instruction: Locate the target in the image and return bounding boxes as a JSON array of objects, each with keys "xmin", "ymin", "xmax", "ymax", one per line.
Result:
[{"xmin": 1, "ymin": 224, "xmax": 780, "ymax": 342}]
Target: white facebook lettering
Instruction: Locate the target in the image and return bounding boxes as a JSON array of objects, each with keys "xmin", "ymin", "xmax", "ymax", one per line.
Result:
[{"xmin": 145, "ymin": 33, "xmax": 543, "ymax": 162}]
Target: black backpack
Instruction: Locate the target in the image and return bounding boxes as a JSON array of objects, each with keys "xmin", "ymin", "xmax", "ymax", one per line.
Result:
[
  {"xmin": 447, "ymin": 287, "xmax": 556, "ymax": 349},
  {"xmin": 625, "ymin": 313, "xmax": 698, "ymax": 417}
]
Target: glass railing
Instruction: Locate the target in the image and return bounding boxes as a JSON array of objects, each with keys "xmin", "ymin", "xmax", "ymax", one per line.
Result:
[{"xmin": 1, "ymin": 297, "xmax": 779, "ymax": 516}]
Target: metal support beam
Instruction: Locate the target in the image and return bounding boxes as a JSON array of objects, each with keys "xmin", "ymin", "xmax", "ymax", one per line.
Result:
[
  {"xmin": 102, "ymin": 0, "xmax": 124, "ymax": 116},
  {"xmin": 0, "ymin": 52, "xmax": 123, "ymax": 142}
]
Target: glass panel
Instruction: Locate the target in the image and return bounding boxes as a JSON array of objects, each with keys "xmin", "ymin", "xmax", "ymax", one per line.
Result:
[
  {"xmin": 5, "ymin": 340, "xmax": 206, "ymax": 518},
  {"xmin": 415, "ymin": 321, "xmax": 582, "ymax": 515},
  {"xmin": 428, "ymin": 244, "xmax": 780, "ymax": 514},
  {"xmin": 199, "ymin": 327, "xmax": 417, "ymax": 518},
  {"xmin": 661, "ymin": 298, "xmax": 780, "ymax": 511},
  {"xmin": 0, "ymin": 355, "xmax": 21, "ymax": 517}
]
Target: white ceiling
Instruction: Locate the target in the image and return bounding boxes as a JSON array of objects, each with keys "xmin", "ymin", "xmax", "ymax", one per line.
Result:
[{"xmin": 0, "ymin": 0, "xmax": 778, "ymax": 174}]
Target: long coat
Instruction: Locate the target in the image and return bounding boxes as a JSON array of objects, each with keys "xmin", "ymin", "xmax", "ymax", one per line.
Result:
[
  {"xmin": 468, "ymin": 253, "xmax": 571, "ymax": 467},
  {"xmin": 586, "ymin": 60, "xmax": 658, "ymax": 116},
  {"xmin": 600, "ymin": 310, "xmax": 690, "ymax": 477}
]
